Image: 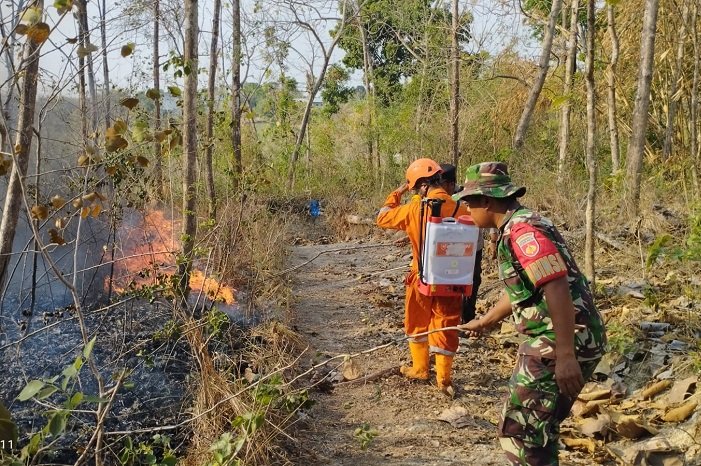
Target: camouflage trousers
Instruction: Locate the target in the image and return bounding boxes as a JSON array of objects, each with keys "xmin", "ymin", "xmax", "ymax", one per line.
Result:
[{"xmin": 498, "ymin": 354, "xmax": 600, "ymax": 466}]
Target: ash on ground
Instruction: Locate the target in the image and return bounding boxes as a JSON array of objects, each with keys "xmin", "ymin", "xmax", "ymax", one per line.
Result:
[{"xmin": 1, "ymin": 297, "xmax": 198, "ymax": 463}]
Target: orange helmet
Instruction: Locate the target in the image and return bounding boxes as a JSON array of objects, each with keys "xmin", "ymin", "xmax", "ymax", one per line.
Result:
[{"xmin": 406, "ymin": 158, "xmax": 442, "ymax": 189}]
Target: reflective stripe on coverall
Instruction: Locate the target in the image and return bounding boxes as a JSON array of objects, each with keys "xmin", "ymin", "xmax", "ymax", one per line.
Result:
[{"xmin": 377, "ymin": 187, "xmax": 470, "ymax": 356}]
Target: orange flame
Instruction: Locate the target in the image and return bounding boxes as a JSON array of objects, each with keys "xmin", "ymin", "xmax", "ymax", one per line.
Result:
[
  {"xmin": 189, "ymin": 270, "xmax": 236, "ymax": 305},
  {"xmin": 108, "ymin": 209, "xmax": 236, "ymax": 304}
]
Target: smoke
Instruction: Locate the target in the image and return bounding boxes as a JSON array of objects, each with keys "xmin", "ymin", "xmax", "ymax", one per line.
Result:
[{"xmin": 0, "ymin": 207, "xmax": 113, "ymax": 334}]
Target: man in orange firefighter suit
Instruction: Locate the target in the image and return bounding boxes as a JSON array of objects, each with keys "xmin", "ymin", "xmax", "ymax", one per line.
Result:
[{"xmin": 376, "ymin": 158, "xmax": 470, "ymax": 395}]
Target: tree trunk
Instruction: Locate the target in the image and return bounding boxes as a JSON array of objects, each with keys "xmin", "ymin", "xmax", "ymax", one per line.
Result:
[
  {"xmin": 99, "ymin": 0, "xmax": 110, "ymax": 128},
  {"xmin": 513, "ymin": 0, "xmax": 563, "ymax": 152},
  {"xmin": 176, "ymin": 0, "xmax": 199, "ymax": 308},
  {"xmin": 29, "ymin": 113, "xmax": 44, "ymax": 333},
  {"xmin": 556, "ymin": 0, "xmax": 580, "ymax": 184},
  {"xmin": 414, "ymin": 39, "xmax": 429, "ymax": 156},
  {"xmin": 78, "ymin": 0, "xmax": 98, "ymax": 135},
  {"xmin": 0, "ymin": 7, "xmax": 42, "ymax": 288},
  {"xmin": 231, "ymin": 0, "xmax": 242, "ymax": 186},
  {"xmin": 661, "ymin": 0, "xmax": 689, "ymax": 161},
  {"xmin": 449, "ymin": 0, "xmax": 460, "ymax": 167},
  {"xmin": 205, "ymin": 0, "xmax": 221, "ymax": 219},
  {"xmin": 624, "ymin": 0, "xmax": 659, "ymax": 217},
  {"xmin": 0, "ymin": 0, "xmax": 26, "ymax": 153},
  {"xmin": 152, "ymin": 0, "xmax": 163, "ymax": 196},
  {"xmin": 584, "ymin": 0, "xmax": 596, "ymax": 286},
  {"xmin": 77, "ymin": 18, "xmax": 88, "ymax": 142},
  {"xmin": 305, "ymin": 121, "xmax": 312, "ymax": 166},
  {"xmin": 691, "ymin": 2, "xmax": 700, "ymax": 197},
  {"xmin": 359, "ymin": 19, "xmax": 375, "ymax": 171},
  {"xmin": 606, "ymin": 3, "xmax": 621, "ymax": 173}
]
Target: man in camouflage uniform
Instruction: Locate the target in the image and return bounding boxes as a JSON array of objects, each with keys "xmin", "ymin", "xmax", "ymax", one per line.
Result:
[{"xmin": 455, "ymin": 162, "xmax": 607, "ymax": 466}]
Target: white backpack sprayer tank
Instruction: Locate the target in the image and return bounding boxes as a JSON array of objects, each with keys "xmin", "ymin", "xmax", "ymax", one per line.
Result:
[{"xmin": 418, "ymin": 199, "xmax": 479, "ymax": 297}]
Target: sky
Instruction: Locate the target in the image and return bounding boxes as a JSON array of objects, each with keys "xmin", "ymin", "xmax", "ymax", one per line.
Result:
[{"xmin": 0, "ymin": 0, "xmax": 540, "ymax": 97}]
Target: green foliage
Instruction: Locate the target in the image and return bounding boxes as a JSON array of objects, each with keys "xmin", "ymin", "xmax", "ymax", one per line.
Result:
[
  {"xmin": 646, "ymin": 234, "xmax": 671, "ymax": 270},
  {"xmin": 206, "ymin": 308, "xmax": 229, "ymax": 337},
  {"xmin": 119, "ymin": 434, "xmax": 178, "ymax": 466},
  {"xmin": 643, "ymin": 284, "xmax": 661, "ymax": 309},
  {"xmin": 0, "ymin": 400, "xmax": 18, "ymax": 447},
  {"xmin": 162, "ymin": 51, "xmax": 195, "ymax": 79},
  {"xmin": 338, "ymin": 0, "xmax": 472, "ymax": 105},
  {"xmin": 280, "ymin": 389, "xmax": 314, "ymax": 412},
  {"xmin": 250, "ymin": 374, "xmax": 314, "ymax": 413},
  {"xmin": 258, "ymin": 76, "xmax": 299, "ymax": 124},
  {"xmin": 54, "ymin": 0, "xmax": 74, "ymax": 15},
  {"xmin": 136, "ymin": 349, "xmax": 155, "ymax": 368},
  {"xmin": 232, "ymin": 412, "xmax": 264, "ymax": 436},
  {"xmin": 646, "ymin": 207, "xmax": 701, "ymax": 267},
  {"xmin": 252, "ymin": 374, "xmax": 283, "ymax": 406},
  {"xmin": 153, "ymin": 320, "xmax": 182, "ymax": 343},
  {"xmin": 690, "ymin": 342, "xmax": 701, "ymax": 373},
  {"xmin": 687, "ymin": 207, "xmax": 701, "ymax": 259},
  {"xmin": 522, "ymin": 0, "xmax": 587, "ymax": 39},
  {"xmin": 204, "ymin": 412, "xmax": 263, "ymax": 464},
  {"xmin": 354, "ymin": 423, "xmax": 378, "ymax": 450},
  {"xmin": 207, "ymin": 432, "xmax": 241, "ymax": 466},
  {"xmin": 606, "ymin": 321, "xmax": 638, "ymax": 356},
  {"xmin": 320, "ymin": 64, "xmax": 353, "ymax": 116},
  {"xmin": 11, "ymin": 341, "xmax": 111, "ymax": 463}
]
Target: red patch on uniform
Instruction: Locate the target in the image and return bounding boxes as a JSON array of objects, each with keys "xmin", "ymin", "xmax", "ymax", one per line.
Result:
[{"xmin": 514, "ymin": 231, "xmax": 540, "ymax": 257}]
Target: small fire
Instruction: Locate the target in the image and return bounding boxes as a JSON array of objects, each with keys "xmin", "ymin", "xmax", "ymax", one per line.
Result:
[
  {"xmin": 107, "ymin": 209, "xmax": 236, "ymax": 305},
  {"xmin": 189, "ymin": 270, "xmax": 236, "ymax": 305}
]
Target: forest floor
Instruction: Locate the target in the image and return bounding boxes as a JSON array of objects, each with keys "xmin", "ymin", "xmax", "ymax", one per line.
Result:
[
  {"xmin": 284, "ymin": 237, "xmax": 590, "ymax": 465},
  {"xmin": 282, "ymin": 217, "xmax": 701, "ymax": 466}
]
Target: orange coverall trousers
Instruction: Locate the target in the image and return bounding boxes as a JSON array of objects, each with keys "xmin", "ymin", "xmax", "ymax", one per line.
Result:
[{"xmin": 404, "ymin": 270, "xmax": 462, "ymax": 355}]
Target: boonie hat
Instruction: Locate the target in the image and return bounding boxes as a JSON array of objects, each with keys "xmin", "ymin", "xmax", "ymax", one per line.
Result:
[{"xmin": 453, "ymin": 161, "xmax": 526, "ymax": 200}]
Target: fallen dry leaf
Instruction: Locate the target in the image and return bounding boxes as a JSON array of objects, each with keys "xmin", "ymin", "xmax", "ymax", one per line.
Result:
[
  {"xmin": 579, "ymin": 413, "xmax": 611, "ymax": 437},
  {"xmin": 618, "ymin": 398, "xmax": 640, "ymax": 410},
  {"xmin": 606, "ymin": 418, "xmax": 701, "ymax": 466},
  {"xmin": 572, "ymin": 398, "xmax": 609, "ymax": 418},
  {"xmin": 578, "ymin": 388, "xmax": 611, "ymax": 402},
  {"xmin": 615, "ymin": 415, "xmax": 658, "ymax": 439},
  {"xmin": 341, "ymin": 359, "xmax": 361, "ymax": 381},
  {"xmin": 641, "ymin": 380, "xmax": 672, "ymax": 400},
  {"xmin": 562, "ymin": 437, "xmax": 597, "ymax": 454},
  {"xmin": 662, "ymin": 400, "xmax": 697, "ymax": 423},
  {"xmin": 665, "ymin": 377, "xmax": 698, "ymax": 405},
  {"xmin": 438, "ymin": 406, "xmax": 475, "ymax": 428},
  {"xmin": 571, "ymin": 400, "xmax": 588, "ymax": 417}
]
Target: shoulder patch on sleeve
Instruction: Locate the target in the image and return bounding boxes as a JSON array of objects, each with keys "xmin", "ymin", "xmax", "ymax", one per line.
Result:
[
  {"xmin": 509, "ymin": 222, "xmax": 567, "ymax": 286},
  {"xmin": 514, "ymin": 230, "xmax": 540, "ymax": 257}
]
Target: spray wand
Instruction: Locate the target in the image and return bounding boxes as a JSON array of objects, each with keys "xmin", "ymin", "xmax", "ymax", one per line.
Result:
[{"xmin": 417, "ymin": 197, "xmax": 444, "ymax": 285}]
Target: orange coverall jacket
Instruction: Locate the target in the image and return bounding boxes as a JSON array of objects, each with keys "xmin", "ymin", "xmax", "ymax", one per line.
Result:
[{"xmin": 377, "ymin": 187, "xmax": 470, "ymax": 355}]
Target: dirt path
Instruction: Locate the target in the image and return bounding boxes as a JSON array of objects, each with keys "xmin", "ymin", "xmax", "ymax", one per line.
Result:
[{"xmin": 287, "ymin": 240, "xmax": 511, "ymax": 465}]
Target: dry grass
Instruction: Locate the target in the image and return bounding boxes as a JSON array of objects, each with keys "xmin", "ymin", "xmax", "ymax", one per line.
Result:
[
  {"xmin": 180, "ymin": 317, "xmax": 306, "ymax": 466},
  {"xmin": 208, "ymin": 194, "xmax": 294, "ymax": 312},
  {"xmin": 169, "ymin": 193, "xmax": 313, "ymax": 465}
]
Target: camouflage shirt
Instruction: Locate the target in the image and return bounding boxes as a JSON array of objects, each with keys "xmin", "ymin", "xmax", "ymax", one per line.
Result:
[{"xmin": 497, "ymin": 206, "xmax": 607, "ymax": 361}]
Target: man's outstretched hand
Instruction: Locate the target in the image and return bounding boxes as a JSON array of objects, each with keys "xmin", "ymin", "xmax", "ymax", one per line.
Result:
[{"xmin": 457, "ymin": 319, "xmax": 482, "ymax": 338}]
